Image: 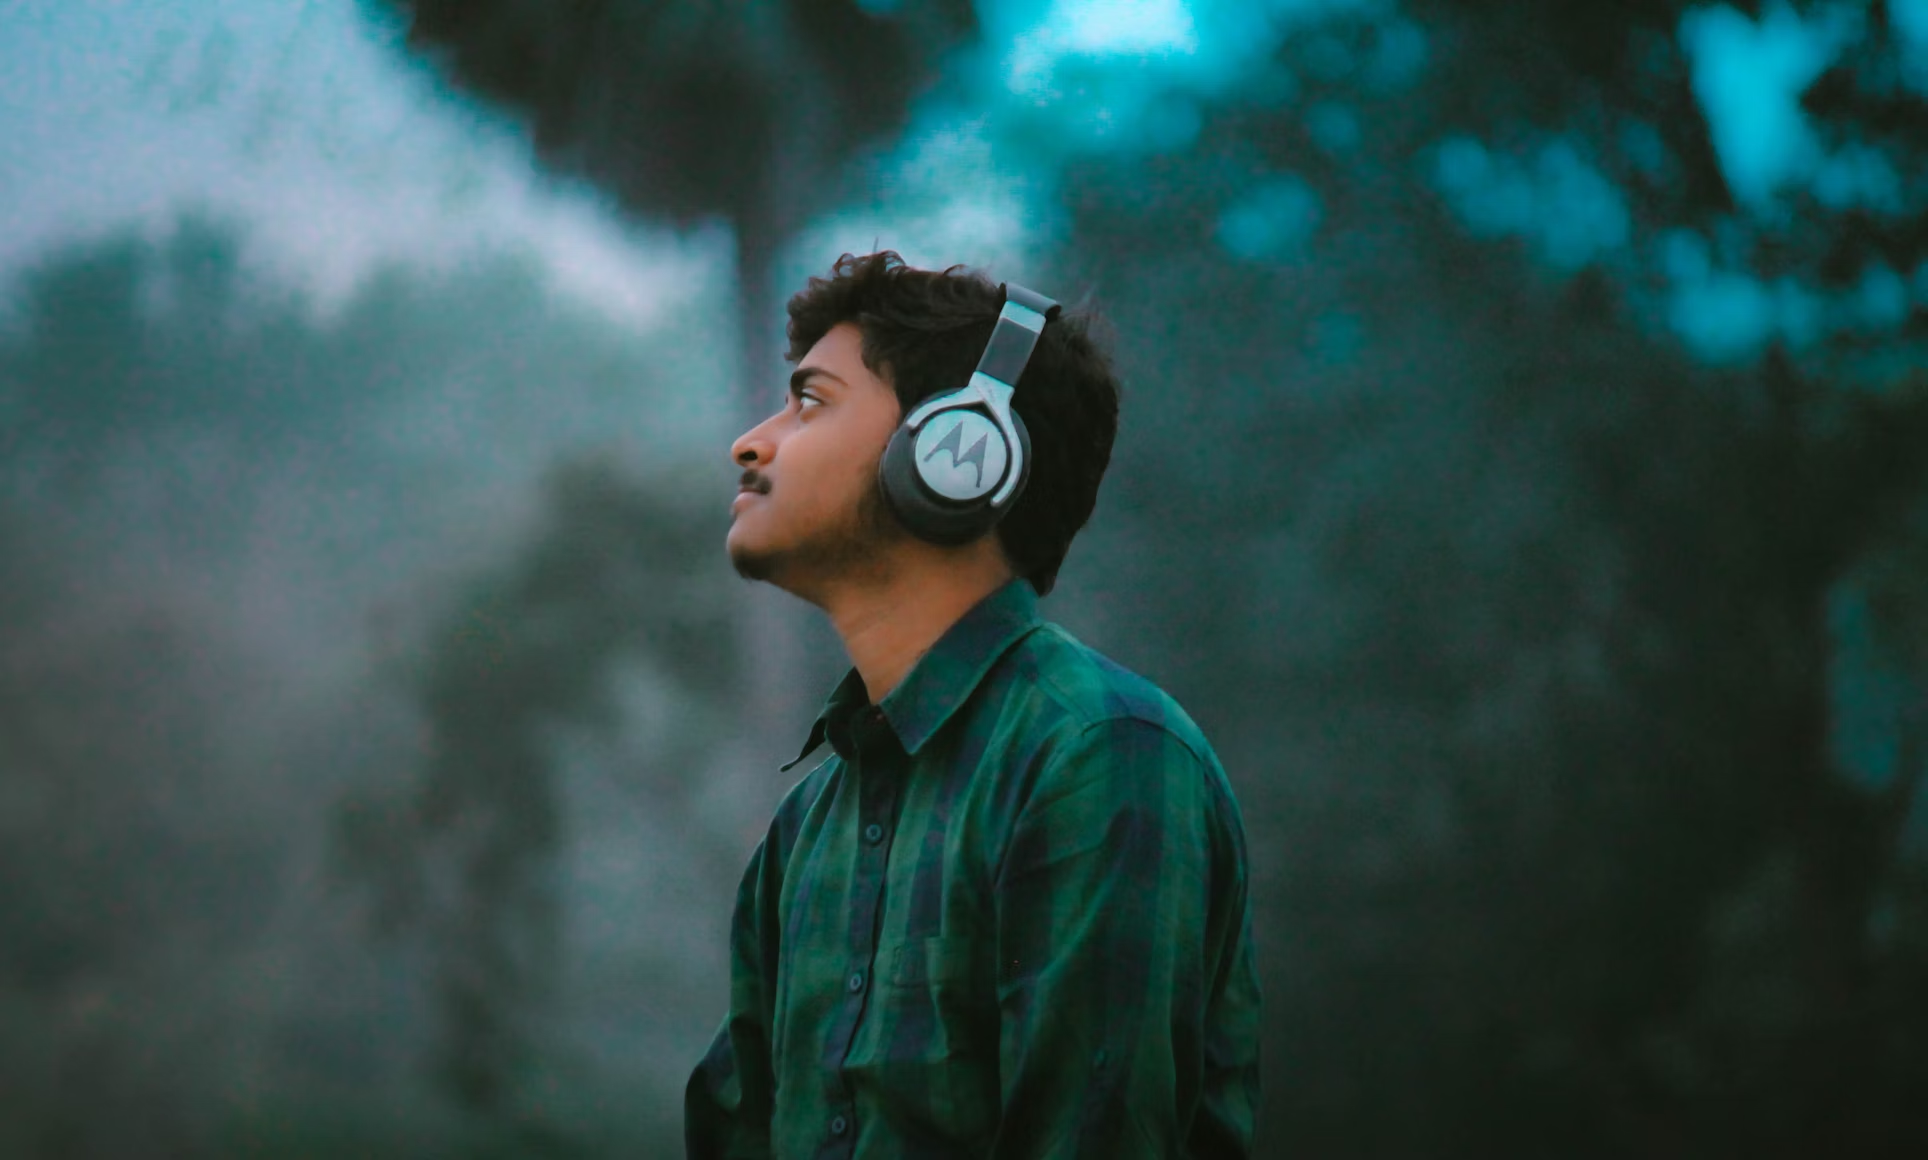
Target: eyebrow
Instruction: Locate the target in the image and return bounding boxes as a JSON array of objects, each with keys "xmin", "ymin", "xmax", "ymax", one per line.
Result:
[{"xmin": 789, "ymin": 366, "xmax": 846, "ymax": 399}]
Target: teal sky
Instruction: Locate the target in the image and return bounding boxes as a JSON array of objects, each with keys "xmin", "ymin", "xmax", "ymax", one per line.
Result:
[
  {"xmin": 1, "ymin": 0, "xmax": 1922, "ymax": 358},
  {"xmin": 0, "ymin": 0, "xmax": 710, "ymax": 324}
]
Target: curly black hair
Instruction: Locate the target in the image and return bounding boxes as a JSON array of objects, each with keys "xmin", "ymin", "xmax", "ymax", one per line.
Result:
[{"xmin": 785, "ymin": 251, "xmax": 1120, "ymax": 596}]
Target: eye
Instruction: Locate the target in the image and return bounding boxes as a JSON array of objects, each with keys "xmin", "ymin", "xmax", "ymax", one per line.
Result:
[{"xmin": 798, "ymin": 390, "xmax": 825, "ymax": 410}]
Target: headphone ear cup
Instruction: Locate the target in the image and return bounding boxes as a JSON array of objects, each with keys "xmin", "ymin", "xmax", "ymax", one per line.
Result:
[
  {"xmin": 1005, "ymin": 410, "xmax": 1032, "ymax": 513},
  {"xmin": 878, "ymin": 423, "xmax": 933, "ymax": 537},
  {"xmin": 878, "ymin": 408, "xmax": 1031, "ymax": 547}
]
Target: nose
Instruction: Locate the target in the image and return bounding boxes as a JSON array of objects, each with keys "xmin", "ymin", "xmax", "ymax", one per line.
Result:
[{"xmin": 732, "ymin": 413, "xmax": 778, "ymax": 470}]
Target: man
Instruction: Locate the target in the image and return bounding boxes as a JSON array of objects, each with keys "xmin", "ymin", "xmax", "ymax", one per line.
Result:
[{"xmin": 686, "ymin": 251, "xmax": 1261, "ymax": 1158}]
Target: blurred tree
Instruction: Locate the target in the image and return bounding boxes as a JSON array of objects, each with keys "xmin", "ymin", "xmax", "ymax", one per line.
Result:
[
  {"xmin": 0, "ymin": 217, "xmax": 729, "ymax": 1156},
  {"xmin": 0, "ymin": 513, "xmax": 267, "ymax": 1158},
  {"xmin": 349, "ymin": 4, "xmax": 991, "ymax": 1138},
  {"xmin": 363, "ymin": 0, "xmax": 976, "ymax": 429},
  {"xmin": 360, "ymin": 0, "xmax": 986, "ymax": 881},
  {"xmin": 1033, "ymin": 2, "xmax": 1928, "ymax": 1155},
  {"xmin": 333, "ymin": 451, "xmax": 740, "ymax": 1152},
  {"xmin": 0, "ymin": 221, "xmax": 395, "ymax": 1157},
  {"xmin": 0, "ymin": 218, "xmax": 366, "ymax": 993}
]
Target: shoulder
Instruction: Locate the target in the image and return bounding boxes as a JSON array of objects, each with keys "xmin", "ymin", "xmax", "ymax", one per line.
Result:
[
  {"xmin": 975, "ymin": 622, "xmax": 1240, "ymax": 824},
  {"xmin": 993, "ymin": 621, "xmax": 1221, "ymax": 770},
  {"xmin": 978, "ymin": 623, "xmax": 1252, "ymax": 885}
]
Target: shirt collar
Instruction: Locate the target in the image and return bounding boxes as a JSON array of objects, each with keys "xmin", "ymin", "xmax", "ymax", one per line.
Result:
[{"xmin": 780, "ymin": 577, "xmax": 1043, "ymax": 772}]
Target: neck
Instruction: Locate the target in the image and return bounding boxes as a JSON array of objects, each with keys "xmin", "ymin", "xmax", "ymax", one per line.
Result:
[{"xmin": 818, "ymin": 548, "xmax": 1017, "ymax": 703}]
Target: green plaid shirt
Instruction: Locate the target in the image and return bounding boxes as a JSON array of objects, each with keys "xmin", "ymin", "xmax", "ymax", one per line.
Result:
[{"xmin": 685, "ymin": 578, "xmax": 1261, "ymax": 1158}]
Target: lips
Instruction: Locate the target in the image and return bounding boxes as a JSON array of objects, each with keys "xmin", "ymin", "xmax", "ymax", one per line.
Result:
[{"xmin": 733, "ymin": 470, "xmax": 770, "ymax": 514}]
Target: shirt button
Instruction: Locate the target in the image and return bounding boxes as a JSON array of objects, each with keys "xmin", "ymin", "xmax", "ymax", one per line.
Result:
[
  {"xmin": 830, "ymin": 1114, "xmax": 849, "ymax": 1136},
  {"xmin": 846, "ymin": 970, "xmax": 866, "ymax": 993},
  {"xmin": 863, "ymin": 822, "xmax": 885, "ymax": 845}
]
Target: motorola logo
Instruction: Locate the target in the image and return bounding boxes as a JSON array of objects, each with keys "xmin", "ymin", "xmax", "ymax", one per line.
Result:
[
  {"xmin": 928, "ymin": 421, "xmax": 989, "ymax": 486},
  {"xmin": 914, "ymin": 410, "xmax": 1008, "ymax": 501}
]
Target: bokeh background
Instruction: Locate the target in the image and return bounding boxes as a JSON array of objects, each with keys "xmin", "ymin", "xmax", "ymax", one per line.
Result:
[{"xmin": 3, "ymin": 0, "xmax": 1927, "ymax": 1156}]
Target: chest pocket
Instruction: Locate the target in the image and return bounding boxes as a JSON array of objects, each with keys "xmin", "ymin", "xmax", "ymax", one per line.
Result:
[{"xmin": 842, "ymin": 935, "xmax": 999, "ymax": 1142}]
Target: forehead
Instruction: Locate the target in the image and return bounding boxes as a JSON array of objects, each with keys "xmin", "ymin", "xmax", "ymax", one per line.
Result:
[{"xmin": 798, "ymin": 322, "xmax": 888, "ymax": 390}]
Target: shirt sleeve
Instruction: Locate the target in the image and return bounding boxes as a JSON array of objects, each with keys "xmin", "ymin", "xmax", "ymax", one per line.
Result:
[
  {"xmin": 990, "ymin": 715, "xmax": 1262, "ymax": 1158},
  {"xmin": 684, "ymin": 833, "xmax": 781, "ymax": 1160}
]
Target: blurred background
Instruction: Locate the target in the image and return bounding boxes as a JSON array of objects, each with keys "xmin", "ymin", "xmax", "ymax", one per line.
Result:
[{"xmin": 2, "ymin": 0, "xmax": 1926, "ymax": 1156}]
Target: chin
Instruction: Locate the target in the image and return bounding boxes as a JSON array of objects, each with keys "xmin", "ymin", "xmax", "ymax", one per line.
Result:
[
  {"xmin": 729, "ymin": 553, "xmax": 772, "ymax": 583},
  {"xmin": 726, "ymin": 530, "xmax": 781, "ymax": 583}
]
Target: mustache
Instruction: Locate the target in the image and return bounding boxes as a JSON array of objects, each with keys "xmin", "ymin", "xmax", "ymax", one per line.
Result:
[{"xmin": 738, "ymin": 470, "xmax": 771, "ymax": 494}]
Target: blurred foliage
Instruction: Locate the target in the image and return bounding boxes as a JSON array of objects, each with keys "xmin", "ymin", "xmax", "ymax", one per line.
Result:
[
  {"xmin": 367, "ymin": 0, "xmax": 977, "ymax": 234},
  {"xmin": 1034, "ymin": 2, "xmax": 1928, "ymax": 1154},
  {"xmin": 0, "ymin": 510, "xmax": 269, "ymax": 1157},
  {"xmin": 0, "ymin": 218, "xmax": 726, "ymax": 1157},
  {"xmin": 365, "ymin": 0, "xmax": 982, "ymax": 428},
  {"xmin": 332, "ymin": 449, "xmax": 738, "ymax": 1148}
]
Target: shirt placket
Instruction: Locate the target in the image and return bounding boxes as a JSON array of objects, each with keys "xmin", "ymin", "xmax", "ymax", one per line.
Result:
[{"xmin": 816, "ymin": 706, "xmax": 902, "ymax": 1157}]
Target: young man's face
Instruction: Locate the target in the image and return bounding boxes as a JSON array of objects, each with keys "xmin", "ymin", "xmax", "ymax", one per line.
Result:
[{"xmin": 727, "ymin": 321, "xmax": 908, "ymax": 589}]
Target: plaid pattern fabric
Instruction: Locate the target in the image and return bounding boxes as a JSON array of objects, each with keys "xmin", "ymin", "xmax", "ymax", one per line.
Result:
[{"xmin": 685, "ymin": 578, "xmax": 1261, "ymax": 1158}]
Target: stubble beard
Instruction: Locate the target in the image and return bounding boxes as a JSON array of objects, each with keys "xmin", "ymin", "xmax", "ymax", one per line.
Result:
[{"xmin": 729, "ymin": 478, "xmax": 907, "ymax": 591}]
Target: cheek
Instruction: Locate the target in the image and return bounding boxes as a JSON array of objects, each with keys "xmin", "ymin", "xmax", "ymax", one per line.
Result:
[
  {"xmin": 813, "ymin": 420, "xmax": 891, "ymax": 492},
  {"xmin": 818, "ymin": 453, "xmax": 880, "ymax": 520},
  {"xmin": 766, "ymin": 435, "xmax": 872, "ymax": 526}
]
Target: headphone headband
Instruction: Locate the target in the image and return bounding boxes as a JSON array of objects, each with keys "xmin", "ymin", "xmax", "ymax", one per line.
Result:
[{"xmin": 974, "ymin": 285, "xmax": 1057, "ymax": 390}]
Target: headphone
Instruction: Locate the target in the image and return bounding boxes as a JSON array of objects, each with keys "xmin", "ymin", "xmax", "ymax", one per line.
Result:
[{"xmin": 878, "ymin": 282, "xmax": 1062, "ymax": 545}]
